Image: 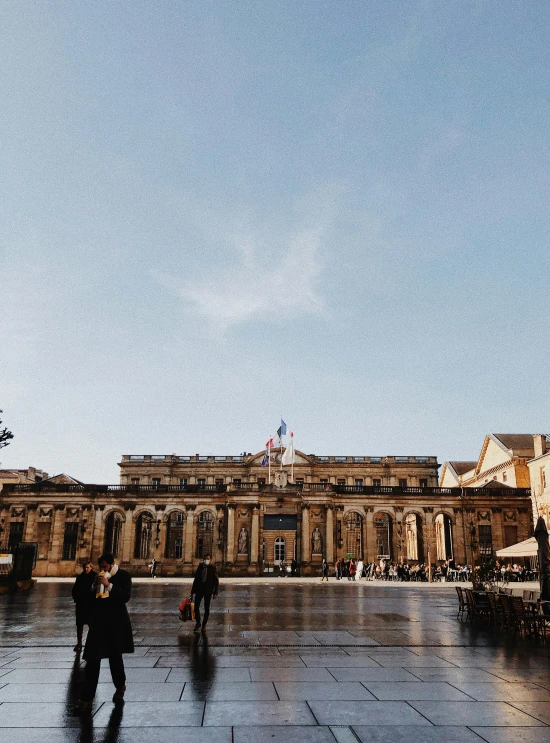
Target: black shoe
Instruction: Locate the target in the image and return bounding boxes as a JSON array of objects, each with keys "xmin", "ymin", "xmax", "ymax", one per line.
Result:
[
  {"xmin": 77, "ymin": 700, "xmax": 93, "ymax": 714},
  {"xmin": 112, "ymin": 684, "xmax": 126, "ymax": 704},
  {"xmin": 193, "ymin": 623, "xmax": 201, "ymax": 633}
]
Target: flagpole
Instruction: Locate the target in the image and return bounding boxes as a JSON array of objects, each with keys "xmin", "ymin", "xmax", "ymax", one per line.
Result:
[
  {"xmin": 268, "ymin": 440, "xmax": 271, "ymax": 485},
  {"xmin": 280, "ymin": 416, "xmax": 283, "ymax": 472}
]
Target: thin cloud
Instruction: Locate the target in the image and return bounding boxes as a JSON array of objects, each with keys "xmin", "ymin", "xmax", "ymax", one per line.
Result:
[{"xmin": 154, "ymin": 226, "xmax": 326, "ymax": 333}]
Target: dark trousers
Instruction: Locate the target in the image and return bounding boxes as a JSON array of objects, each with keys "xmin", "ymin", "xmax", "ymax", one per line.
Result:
[
  {"xmin": 82, "ymin": 654, "xmax": 126, "ymax": 700},
  {"xmin": 194, "ymin": 592, "xmax": 212, "ymax": 626}
]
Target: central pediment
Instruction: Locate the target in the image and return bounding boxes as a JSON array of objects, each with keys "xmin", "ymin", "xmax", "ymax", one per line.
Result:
[{"xmin": 249, "ymin": 449, "xmax": 312, "ymax": 467}]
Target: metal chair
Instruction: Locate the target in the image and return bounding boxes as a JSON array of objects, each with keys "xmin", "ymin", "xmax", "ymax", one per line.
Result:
[
  {"xmin": 456, "ymin": 586, "xmax": 467, "ymax": 619},
  {"xmin": 486, "ymin": 591, "xmax": 504, "ymax": 628}
]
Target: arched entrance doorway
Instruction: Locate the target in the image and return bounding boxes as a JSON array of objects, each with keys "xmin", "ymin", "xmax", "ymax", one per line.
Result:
[
  {"xmin": 375, "ymin": 512, "xmax": 392, "ymax": 559},
  {"xmin": 435, "ymin": 513, "xmax": 453, "ymax": 560},
  {"xmin": 345, "ymin": 512, "xmax": 363, "ymax": 558},
  {"xmin": 405, "ymin": 513, "xmax": 424, "ymax": 562}
]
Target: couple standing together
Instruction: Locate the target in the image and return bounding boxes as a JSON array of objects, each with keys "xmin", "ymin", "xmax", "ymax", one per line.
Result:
[{"xmin": 73, "ymin": 552, "xmax": 219, "ymax": 713}]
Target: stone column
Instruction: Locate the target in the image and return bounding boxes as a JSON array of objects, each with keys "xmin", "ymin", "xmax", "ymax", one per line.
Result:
[
  {"xmin": 325, "ymin": 506, "xmax": 334, "ymax": 564},
  {"xmin": 184, "ymin": 507, "xmax": 195, "ymax": 564},
  {"xmin": 91, "ymin": 506, "xmax": 104, "ymax": 560},
  {"xmin": 121, "ymin": 508, "xmax": 134, "ymax": 564},
  {"xmin": 250, "ymin": 506, "xmax": 259, "ymax": 565},
  {"xmin": 49, "ymin": 505, "xmax": 66, "ymax": 566},
  {"xmin": 365, "ymin": 508, "xmax": 375, "ymax": 562},
  {"xmin": 491, "ymin": 508, "xmax": 504, "ymax": 553},
  {"xmin": 226, "ymin": 505, "xmax": 235, "ymax": 563},
  {"xmin": 301, "ymin": 505, "xmax": 310, "ymax": 564},
  {"xmin": 25, "ymin": 505, "xmax": 38, "ymax": 543}
]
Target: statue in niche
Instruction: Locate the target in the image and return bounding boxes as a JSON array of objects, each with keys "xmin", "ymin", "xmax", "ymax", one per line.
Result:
[
  {"xmin": 312, "ymin": 527, "xmax": 322, "ymax": 554},
  {"xmin": 238, "ymin": 526, "xmax": 248, "ymax": 554}
]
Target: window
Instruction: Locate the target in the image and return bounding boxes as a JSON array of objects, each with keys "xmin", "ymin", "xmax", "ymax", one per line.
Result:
[
  {"xmin": 179, "ymin": 478, "xmax": 188, "ymax": 487},
  {"xmin": 354, "ymin": 479, "xmax": 364, "ymax": 487},
  {"xmin": 131, "ymin": 478, "xmax": 140, "ymax": 485},
  {"xmin": 62, "ymin": 522, "xmax": 79, "ymax": 561},
  {"xmin": 197, "ymin": 478, "xmax": 206, "ymax": 486},
  {"xmin": 320, "ymin": 478, "xmax": 328, "ymax": 484},
  {"xmin": 152, "ymin": 478, "xmax": 161, "ymax": 487},
  {"xmin": 372, "ymin": 479, "xmax": 381, "ymax": 488},
  {"xmin": 478, "ymin": 525, "xmax": 493, "ymax": 559},
  {"xmin": 337, "ymin": 479, "xmax": 346, "ymax": 486},
  {"xmin": 165, "ymin": 511, "xmax": 184, "ymax": 559},
  {"xmin": 8, "ymin": 521, "xmax": 24, "ymax": 551},
  {"xmin": 274, "ymin": 537, "xmax": 286, "ymax": 562},
  {"xmin": 233, "ymin": 479, "xmax": 241, "ymax": 487},
  {"xmin": 419, "ymin": 478, "xmax": 428, "ymax": 488},
  {"xmin": 257, "ymin": 478, "xmax": 266, "ymax": 486},
  {"xmin": 541, "ymin": 469, "xmax": 546, "ymax": 489},
  {"xmin": 197, "ymin": 511, "xmax": 213, "ymax": 558},
  {"xmin": 345, "ymin": 512, "xmax": 363, "ymax": 558},
  {"xmin": 502, "ymin": 471, "xmax": 507, "ymax": 482},
  {"xmin": 504, "ymin": 525, "xmax": 518, "ymax": 548},
  {"xmin": 215, "ymin": 478, "xmax": 224, "ymax": 486},
  {"xmin": 134, "ymin": 513, "xmax": 153, "ymax": 559},
  {"xmin": 295, "ymin": 478, "xmax": 304, "ymax": 485},
  {"xmin": 398, "ymin": 479, "xmax": 407, "ymax": 488},
  {"xmin": 104, "ymin": 512, "xmax": 123, "ymax": 557}
]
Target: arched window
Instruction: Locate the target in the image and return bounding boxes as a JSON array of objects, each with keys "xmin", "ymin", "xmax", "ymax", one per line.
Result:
[
  {"xmin": 134, "ymin": 512, "xmax": 153, "ymax": 559},
  {"xmin": 274, "ymin": 537, "xmax": 286, "ymax": 562},
  {"xmin": 345, "ymin": 512, "xmax": 363, "ymax": 558},
  {"xmin": 262, "ymin": 539, "xmax": 266, "ymax": 564},
  {"xmin": 165, "ymin": 511, "xmax": 184, "ymax": 559},
  {"xmin": 197, "ymin": 511, "xmax": 214, "ymax": 558},
  {"xmin": 375, "ymin": 513, "xmax": 392, "ymax": 559},
  {"xmin": 104, "ymin": 512, "xmax": 123, "ymax": 558}
]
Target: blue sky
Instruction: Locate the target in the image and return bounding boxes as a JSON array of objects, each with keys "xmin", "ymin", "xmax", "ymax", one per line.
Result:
[{"xmin": 1, "ymin": 1, "xmax": 549, "ymax": 482}]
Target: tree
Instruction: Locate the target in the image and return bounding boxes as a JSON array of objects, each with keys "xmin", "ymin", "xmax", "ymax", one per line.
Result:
[{"xmin": 0, "ymin": 410, "xmax": 14, "ymax": 450}]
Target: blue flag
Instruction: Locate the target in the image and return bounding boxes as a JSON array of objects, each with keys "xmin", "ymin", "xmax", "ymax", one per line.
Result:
[{"xmin": 277, "ymin": 419, "xmax": 287, "ymax": 438}]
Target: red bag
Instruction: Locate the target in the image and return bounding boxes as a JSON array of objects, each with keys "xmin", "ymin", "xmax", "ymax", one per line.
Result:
[{"xmin": 178, "ymin": 597, "xmax": 195, "ymax": 622}]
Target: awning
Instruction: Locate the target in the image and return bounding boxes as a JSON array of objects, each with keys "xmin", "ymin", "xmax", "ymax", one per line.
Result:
[{"xmin": 496, "ymin": 537, "xmax": 539, "ymax": 558}]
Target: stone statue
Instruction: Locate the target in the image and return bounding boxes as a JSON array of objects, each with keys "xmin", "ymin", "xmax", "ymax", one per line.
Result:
[
  {"xmin": 238, "ymin": 526, "xmax": 248, "ymax": 554},
  {"xmin": 312, "ymin": 527, "xmax": 322, "ymax": 554}
]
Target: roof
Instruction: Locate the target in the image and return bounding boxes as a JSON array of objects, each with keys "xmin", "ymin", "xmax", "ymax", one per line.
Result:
[
  {"xmin": 479, "ymin": 479, "xmax": 511, "ymax": 489},
  {"xmin": 42, "ymin": 473, "xmax": 84, "ymax": 485},
  {"xmin": 449, "ymin": 461, "xmax": 477, "ymax": 476},
  {"xmin": 492, "ymin": 434, "xmax": 537, "ymax": 457}
]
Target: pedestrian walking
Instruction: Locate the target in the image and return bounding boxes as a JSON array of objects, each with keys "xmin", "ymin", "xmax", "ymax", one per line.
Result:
[
  {"xmin": 148, "ymin": 558, "xmax": 157, "ymax": 579},
  {"xmin": 355, "ymin": 559, "xmax": 364, "ymax": 582},
  {"xmin": 191, "ymin": 554, "xmax": 219, "ymax": 634},
  {"xmin": 78, "ymin": 553, "xmax": 134, "ymax": 713},
  {"xmin": 71, "ymin": 560, "xmax": 96, "ymax": 652},
  {"xmin": 279, "ymin": 559, "xmax": 287, "ymax": 577},
  {"xmin": 321, "ymin": 559, "xmax": 329, "ymax": 581},
  {"xmin": 335, "ymin": 559, "xmax": 341, "ymax": 580},
  {"xmin": 290, "ymin": 558, "xmax": 298, "ymax": 577}
]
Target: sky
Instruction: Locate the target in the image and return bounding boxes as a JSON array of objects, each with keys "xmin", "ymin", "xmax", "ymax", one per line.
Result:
[{"xmin": 1, "ymin": 1, "xmax": 549, "ymax": 483}]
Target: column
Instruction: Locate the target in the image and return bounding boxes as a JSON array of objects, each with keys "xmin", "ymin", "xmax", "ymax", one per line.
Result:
[
  {"xmin": 184, "ymin": 507, "xmax": 195, "ymax": 564},
  {"xmin": 365, "ymin": 508, "xmax": 375, "ymax": 562},
  {"xmin": 325, "ymin": 506, "xmax": 334, "ymax": 564},
  {"xmin": 250, "ymin": 506, "xmax": 259, "ymax": 565},
  {"xmin": 91, "ymin": 506, "xmax": 105, "ymax": 560},
  {"xmin": 121, "ymin": 508, "xmax": 134, "ymax": 564},
  {"xmin": 49, "ymin": 505, "xmax": 66, "ymax": 564},
  {"xmin": 226, "ymin": 505, "xmax": 235, "ymax": 563},
  {"xmin": 25, "ymin": 505, "xmax": 38, "ymax": 543},
  {"xmin": 301, "ymin": 505, "xmax": 310, "ymax": 564}
]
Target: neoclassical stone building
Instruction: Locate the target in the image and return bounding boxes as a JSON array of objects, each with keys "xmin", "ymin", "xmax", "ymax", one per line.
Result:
[{"xmin": 0, "ymin": 449, "xmax": 533, "ymax": 576}]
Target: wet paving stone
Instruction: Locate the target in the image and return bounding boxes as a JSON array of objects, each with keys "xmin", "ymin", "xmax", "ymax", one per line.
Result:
[{"xmin": 0, "ymin": 580, "xmax": 548, "ymax": 736}]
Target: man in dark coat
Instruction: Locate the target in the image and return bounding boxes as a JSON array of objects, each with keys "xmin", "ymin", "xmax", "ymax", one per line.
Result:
[
  {"xmin": 191, "ymin": 554, "xmax": 219, "ymax": 634},
  {"xmin": 78, "ymin": 553, "xmax": 134, "ymax": 712},
  {"xmin": 71, "ymin": 560, "xmax": 96, "ymax": 652}
]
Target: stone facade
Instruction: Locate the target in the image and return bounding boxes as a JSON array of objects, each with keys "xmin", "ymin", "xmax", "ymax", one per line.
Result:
[
  {"xmin": 0, "ymin": 448, "xmax": 533, "ymax": 576},
  {"xmin": 527, "ymin": 435, "xmax": 550, "ymax": 526}
]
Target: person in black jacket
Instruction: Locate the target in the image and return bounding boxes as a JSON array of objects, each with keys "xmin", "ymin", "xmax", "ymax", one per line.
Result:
[
  {"xmin": 191, "ymin": 554, "xmax": 219, "ymax": 634},
  {"xmin": 78, "ymin": 553, "xmax": 134, "ymax": 713},
  {"xmin": 71, "ymin": 560, "xmax": 96, "ymax": 652}
]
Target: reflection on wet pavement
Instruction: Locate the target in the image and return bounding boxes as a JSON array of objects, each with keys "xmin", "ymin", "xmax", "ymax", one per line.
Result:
[{"xmin": 0, "ymin": 581, "xmax": 548, "ymax": 740}]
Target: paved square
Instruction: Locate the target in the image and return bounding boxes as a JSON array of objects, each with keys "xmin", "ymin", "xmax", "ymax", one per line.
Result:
[{"xmin": 0, "ymin": 579, "xmax": 549, "ymax": 739}]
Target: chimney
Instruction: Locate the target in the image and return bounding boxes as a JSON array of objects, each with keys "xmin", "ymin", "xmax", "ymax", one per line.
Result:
[{"xmin": 533, "ymin": 434, "xmax": 547, "ymax": 458}]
